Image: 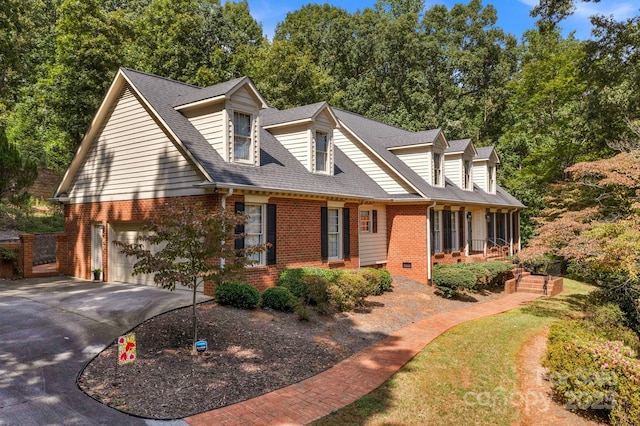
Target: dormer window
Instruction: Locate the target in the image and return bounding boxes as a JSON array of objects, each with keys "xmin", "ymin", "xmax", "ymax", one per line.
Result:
[
  {"xmin": 315, "ymin": 131, "xmax": 329, "ymax": 173},
  {"xmin": 488, "ymin": 165, "xmax": 496, "ymax": 193},
  {"xmin": 433, "ymin": 153, "xmax": 442, "ymax": 186},
  {"xmin": 233, "ymin": 111, "xmax": 252, "ymax": 162},
  {"xmin": 464, "ymin": 160, "xmax": 472, "ymax": 190}
]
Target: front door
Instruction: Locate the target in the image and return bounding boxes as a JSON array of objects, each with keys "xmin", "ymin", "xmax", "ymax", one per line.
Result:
[{"xmin": 91, "ymin": 224, "xmax": 104, "ymax": 274}]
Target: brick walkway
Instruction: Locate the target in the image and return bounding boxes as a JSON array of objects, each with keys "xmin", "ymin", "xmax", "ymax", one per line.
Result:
[{"xmin": 185, "ymin": 292, "xmax": 541, "ymax": 426}]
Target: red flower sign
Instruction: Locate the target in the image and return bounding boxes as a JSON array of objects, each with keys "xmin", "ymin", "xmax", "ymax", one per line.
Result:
[{"xmin": 117, "ymin": 333, "xmax": 137, "ymax": 365}]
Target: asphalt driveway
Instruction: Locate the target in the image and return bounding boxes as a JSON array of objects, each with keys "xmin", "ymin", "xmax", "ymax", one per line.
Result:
[{"xmin": 0, "ymin": 277, "xmax": 211, "ymax": 426}]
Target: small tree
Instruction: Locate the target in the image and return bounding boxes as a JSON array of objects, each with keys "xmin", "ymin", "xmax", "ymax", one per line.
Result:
[
  {"xmin": 113, "ymin": 198, "xmax": 267, "ymax": 351},
  {"xmin": 0, "ymin": 127, "xmax": 37, "ymax": 202}
]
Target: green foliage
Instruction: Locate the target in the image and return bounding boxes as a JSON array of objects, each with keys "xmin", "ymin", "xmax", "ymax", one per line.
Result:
[
  {"xmin": 327, "ymin": 271, "xmax": 376, "ymax": 312},
  {"xmin": 302, "ymin": 275, "xmax": 330, "ymax": 314},
  {"xmin": 359, "ymin": 268, "xmax": 394, "ymax": 295},
  {"xmin": 0, "ymin": 127, "xmax": 37, "ymax": 200},
  {"xmin": 432, "ymin": 265, "xmax": 477, "ymax": 298},
  {"xmin": 278, "ymin": 267, "xmax": 342, "ymax": 301},
  {"xmin": 377, "ymin": 268, "xmax": 393, "ymax": 292},
  {"xmin": 113, "ymin": 199, "xmax": 267, "ymax": 347},
  {"xmin": 545, "ymin": 321, "xmax": 640, "ymax": 422},
  {"xmin": 260, "ymin": 286, "xmax": 296, "ymax": 312},
  {"xmin": 215, "ymin": 281, "xmax": 260, "ymax": 310},
  {"xmin": 0, "ymin": 248, "xmax": 18, "ymax": 261}
]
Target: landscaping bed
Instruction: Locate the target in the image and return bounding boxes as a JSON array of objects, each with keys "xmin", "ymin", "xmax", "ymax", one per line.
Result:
[{"xmin": 78, "ymin": 275, "xmax": 506, "ymax": 419}]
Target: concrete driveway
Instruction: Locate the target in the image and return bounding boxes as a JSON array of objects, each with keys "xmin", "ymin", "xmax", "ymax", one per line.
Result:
[{"xmin": 0, "ymin": 277, "xmax": 211, "ymax": 426}]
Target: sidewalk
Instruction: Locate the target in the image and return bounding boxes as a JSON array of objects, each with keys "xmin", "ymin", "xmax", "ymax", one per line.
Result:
[{"xmin": 185, "ymin": 292, "xmax": 541, "ymax": 426}]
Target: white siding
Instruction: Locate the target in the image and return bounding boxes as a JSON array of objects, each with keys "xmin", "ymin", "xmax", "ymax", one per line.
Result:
[
  {"xmin": 271, "ymin": 124, "xmax": 310, "ymax": 171},
  {"xmin": 68, "ymin": 86, "xmax": 203, "ymax": 203},
  {"xmin": 230, "ymin": 86, "xmax": 258, "ymax": 110},
  {"xmin": 395, "ymin": 148, "xmax": 430, "ymax": 184},
  {"xmin": 334, "ymin": 128, "xmax": 412, "ymax": 195},
  {"xmin": 359, "ymin": 204, "xmax": 388, "ymax": 266},
  {"xmin": 445, "ymin": 155, "xmax": 462, "ymax": 188},
  {"xmin": 473, "ymin": 162, "xmax": 488, "ymax": 192},
  {"xmin": 228, "ymin": 86, "xmax": 261, "ymax": 166},
  {"xmin": 184, "ymin": 104, "xmax": 225, "ymax": 159}
]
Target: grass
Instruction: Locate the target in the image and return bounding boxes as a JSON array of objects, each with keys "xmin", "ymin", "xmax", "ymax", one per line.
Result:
[{"xmin": 312, "ymin": 279, "xmax": 595, "ymax": 426}]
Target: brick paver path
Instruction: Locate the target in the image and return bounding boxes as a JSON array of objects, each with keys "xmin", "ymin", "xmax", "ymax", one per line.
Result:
[{"xmin": 186, "ymin": 292, "xmax": 540, "ymax": 426}]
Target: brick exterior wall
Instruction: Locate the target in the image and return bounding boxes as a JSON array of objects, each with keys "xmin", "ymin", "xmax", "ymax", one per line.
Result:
[
  {"xmin": 65, "ymin": 194, "xmax": 359, "ymax": 296},
  {"xmin": 386, "ymin": 204, "xmax": 429, "ymax": 283}
]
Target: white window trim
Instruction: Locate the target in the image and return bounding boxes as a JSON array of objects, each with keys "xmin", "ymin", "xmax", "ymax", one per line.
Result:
[
  {"xmin": 464, "ymin": 159, "xmax": 472, "ymax": 190},
  {"xmin": 433, "ymin": 152, "xmax": 443, "ymax": 187},
  {"xmin": 433, "ymin": 210, "xmax": 442, "ymax": 253},
  {"xmin": 360, "ymin": 210, "xmax": 371, "ymax": 233},
  {"xmin": 245, "ymin": 203, "xmax": 265, "ymax": 266},
  {"xmin": 328, "ymin": 207, "xmax": 342, "ymax": 260},
  {"xmin": 315, "ymin": 131, "xmax": 329, "ymax": 174},
  {"xmin": 232, "ymin": 110, "xmax": 254, "ymax": 164}
]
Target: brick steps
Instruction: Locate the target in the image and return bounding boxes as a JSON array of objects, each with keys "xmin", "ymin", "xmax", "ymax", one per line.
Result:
[{"xmin": 505, "ymin": 270, "xmax": 563, "ymax": 296}]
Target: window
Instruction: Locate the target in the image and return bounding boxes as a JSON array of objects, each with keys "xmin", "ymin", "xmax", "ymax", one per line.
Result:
[
  {"xmin": 327, "ymin": 208, "xmax": 341, "ymax": 259},
  {"xmin": 316, "ymin": 132, "xmax": 328, "ymax": 172},
  {"xmin": 360, "ymin": 210, "xmax": 370, "ymax": 232},
  {"xmin": 488, "ymin": 166, "xmax": 495, "ymax": 193},
  {"xmin": 451, "ymin": 212, "xmax": 458, "ymax": 251},
  {"xmin": 433, "ymin": 153, "xmax": 442, "ymax": 186},
  {"xmin": 464, "ymin": 160, "xmax": 471, "ymax": 190},
  {"xmin": 233, "ymin": 112, "xmax": 252, "ymax": 162},
  {"xmin": 431, "ymin": 210, "xmax": 442, "ymax": 253},
  {"xmin": 245, "ymin": 204, "xmax": 264, "ymax": 265}
]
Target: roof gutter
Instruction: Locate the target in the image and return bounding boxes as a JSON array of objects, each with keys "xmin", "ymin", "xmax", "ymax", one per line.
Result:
[{"xmin": 194, "ymin": 181, "xmax": 380, "ymax": 202}]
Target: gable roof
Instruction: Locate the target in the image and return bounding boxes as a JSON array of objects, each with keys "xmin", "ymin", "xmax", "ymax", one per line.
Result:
[
  {"xmin": 261, "ymin": 102, "xmax": 338, "ymax": 129},
  {"xmin": 173, "ymin": 76, "xmax": 267, "ymax": 110},
  {"xmin": 56, "ymin": 68, "xmax": 522, "ymax": 208},
  {"xmin": 474, "ymin": 146, "xmax": 500, "ymax": 163}
]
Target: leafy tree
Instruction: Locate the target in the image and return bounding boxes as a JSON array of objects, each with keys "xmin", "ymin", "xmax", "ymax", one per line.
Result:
[
  {"xmin": 0, "ymin": 127, "xmax": 37, "ymax": 201},
  {"xmin": 113, "ymin": 199, "xmax": 267, "ymax": 350}
]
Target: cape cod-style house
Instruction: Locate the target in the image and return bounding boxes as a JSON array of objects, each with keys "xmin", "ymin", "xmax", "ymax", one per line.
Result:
[{"xmin": 52, "ymin": 68, "xmax": 524, "ymax": 295}]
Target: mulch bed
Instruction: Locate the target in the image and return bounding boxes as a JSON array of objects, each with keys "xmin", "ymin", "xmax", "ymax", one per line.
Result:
[{"xmin": 78, "ymin": 276, "xmax": 506, "ymax": 419}]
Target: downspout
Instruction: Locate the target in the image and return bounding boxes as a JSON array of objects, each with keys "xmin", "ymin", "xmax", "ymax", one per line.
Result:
[
  {"xmin": 219, "ymin": 188, "xmax": 234, "ymax": 269},
  {"xmin": 426, "ymin": 201, "xmax": 437, "ymax": 286}
]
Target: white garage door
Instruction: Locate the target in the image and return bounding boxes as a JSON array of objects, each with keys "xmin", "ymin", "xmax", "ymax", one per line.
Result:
[{"xmin": 109, "ymin": 225, "xmax": 159, "ymax": 286}]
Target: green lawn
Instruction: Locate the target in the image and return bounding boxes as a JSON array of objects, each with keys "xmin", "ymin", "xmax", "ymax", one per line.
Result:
[{"xmin": 312, "ymin": 279, "xmax": 594, "ymax": 426}]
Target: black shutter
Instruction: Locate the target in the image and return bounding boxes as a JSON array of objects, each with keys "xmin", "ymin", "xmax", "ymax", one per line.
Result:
[
  {"xmin": 458, "ymin": 210, "xmax": 465, "ymax": 250},
  {"xmin": 372, "ymin": 209, "xmax": 378, "ymax": 234},
  {"xmin": 443, "ymin": 210, "xmax": 451, "ymax": 252},
  {"xmin": 320, "ymin": 207, "xmax": 328, "ymax": 260},
  {"xmin": 266, "ymin": 204, "xmax": 276, "ymax": 265},
  {"xmin": 343, "ymin": 208, "xmax": 350, "ymax": 259},
  {"xmin": 235, "ymin": 202, "xmax": 245, "ymax": 251}
]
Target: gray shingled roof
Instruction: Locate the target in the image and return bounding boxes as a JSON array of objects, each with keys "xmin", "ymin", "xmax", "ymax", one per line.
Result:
[
  {"xmin": 122, "ymin": 68, "xmax": 388, "ymax": 200},
  {"xmin": 382, "ymin": 129, "xmax": 442, "ymax": 149},
  {"xmin": 172, "ymin": 76, "xmax": 247, "ymax": 108},
  {"xmin": 333, "ymin": 109, "xmax": 523, "ymax": 208},
  {"xmin": 261, "ymin": 102, "xmax": 328, "ymax": 127},
  {"xmin": 121, "ymin": 68, "xmax": 521, "ymax": 208},
  {"xmin": 446, "ymin": 139, "xmax": 472, "ymax": 154},
  {"xmin": 475, "ymin": 146, "xmax": 496, "ymax": 160}
]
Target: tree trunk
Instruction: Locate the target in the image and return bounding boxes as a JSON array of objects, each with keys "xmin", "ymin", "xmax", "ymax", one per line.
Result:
[{"xmin": 192, "ymin": 277, "xmax": 198, "ymax": 349}]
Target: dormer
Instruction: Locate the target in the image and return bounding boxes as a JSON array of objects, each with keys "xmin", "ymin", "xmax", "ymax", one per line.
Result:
[
  {"xmin": 174, "ymin": 77, "xmax": 268, "ymax": 166},
  {"xmin": 261, "ymin": 102, "xmax": 339, "ymax": 175},
  {"xmin": 473, "ymin": 146, "xmax": 500, "ymax": 194},
  {"xmin": 386, "ymin": 129, "xmax": 448, "ymax": 188},
  {"xmin": 445, "ymin": 139, "xmax": 477, "ymax": 191}
]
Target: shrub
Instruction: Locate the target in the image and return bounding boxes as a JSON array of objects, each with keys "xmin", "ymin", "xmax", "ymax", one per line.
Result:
[
  {"xmin": 261, "ymin": 286, "xmax": 297, "ymax": 312},
  {"xmin": 215, "ymin": 281, "xmax": 260, "ymax": 309},
  {"xmin": 328, "ymin": 271, "xmax": 376, "ymax": 311},
  {"xmin": 377, "ymin": 268, "xmax": 393, "ymax": 292},
  {"xmin": 303, "ymin": 275, "xmax": 330, "ymax": 313},
  {"xmin": 360, "ymin": 268, "xmax": 384, "ymax": 295},
  {"xmin": 278, "ymin": 268, "xmax": 308, "ymax": 299},
  {"xmin": 544, "ymin": 320, "xmax": 640, "ymax": 425},
  {"xmin": 432, "ymin": 265, "xmax": 476, "ymax": 298}
]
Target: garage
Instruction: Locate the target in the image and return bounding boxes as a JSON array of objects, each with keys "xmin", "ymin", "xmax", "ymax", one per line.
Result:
[{"xmin": 108, "ymin": 224, "xmax": 159, "ymax": 286}]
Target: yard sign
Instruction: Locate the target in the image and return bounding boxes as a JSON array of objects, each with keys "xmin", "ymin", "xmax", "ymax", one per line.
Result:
[{"xmin": 117, "ymin": 333, "xmax": 137, "ymax": 365}]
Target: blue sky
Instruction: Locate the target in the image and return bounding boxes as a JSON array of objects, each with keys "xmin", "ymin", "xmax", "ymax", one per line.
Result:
[{"xmin": 245, "ymin": 0, "xmax": 639, "ymax": 41}]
